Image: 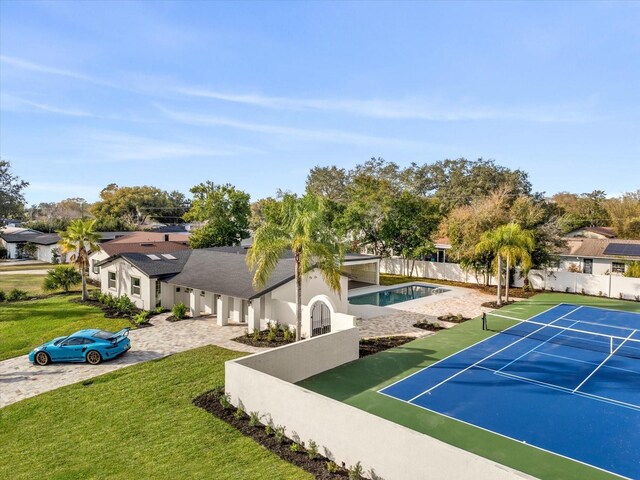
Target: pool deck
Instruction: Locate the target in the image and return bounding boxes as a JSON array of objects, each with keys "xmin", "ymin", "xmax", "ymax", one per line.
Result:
[{"xmin": 348, "ymin": 281, "xmax": 497, "ymax": 338}]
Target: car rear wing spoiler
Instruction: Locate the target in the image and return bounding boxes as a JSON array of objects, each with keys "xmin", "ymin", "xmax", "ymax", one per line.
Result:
[{"xmin": 109, "ymin": 328, "xmax": 130, "ymax": 341}]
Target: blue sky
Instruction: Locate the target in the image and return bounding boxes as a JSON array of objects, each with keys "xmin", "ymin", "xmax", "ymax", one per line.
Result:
[{"xmin": 1, "ymin": 1, "xmax": 638, "ymax": 205}]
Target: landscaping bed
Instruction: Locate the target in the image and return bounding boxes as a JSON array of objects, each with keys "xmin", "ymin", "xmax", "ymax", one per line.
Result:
[
  {"xmin": 359, "ymin": 336, "xmax": 415, "ymax": 357},
  {"xmin": 481, "ymin": 300, "xmax": 517, "ymax": 308},
  {"xmin": 233, "ymin": 323, "xmax": 296, "ymax": 348},
  {"xmin": 412, "ymin": 320, "xmax": 445, "ymax": 332},
  {"xmin": 194, "ymin": 388, "xmax": 362, "ymax": 479},
  {"xmin": 437, "ymin": 313, "xmax": 471, "ymax": 323}
]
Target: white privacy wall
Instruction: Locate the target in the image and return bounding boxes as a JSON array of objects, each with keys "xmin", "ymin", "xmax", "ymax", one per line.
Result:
[
  {"xmin": 380, "ymin": 258, "xmax": 640, "ymax": 300},
  {"xmin": 225, "ymin": 329, "xmax": 527, "ymax": 480}
]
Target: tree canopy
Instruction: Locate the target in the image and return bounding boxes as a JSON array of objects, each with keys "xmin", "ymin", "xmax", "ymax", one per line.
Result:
[
  {"xmin": 183, "ymin": 181, "xmax": 250, "ymax": 248},
  {"xmin": 0, "ymin": 160, "xmax": 28, "ymax": 222}
]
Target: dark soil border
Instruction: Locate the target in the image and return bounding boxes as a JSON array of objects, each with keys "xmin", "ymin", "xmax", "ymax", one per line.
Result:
[
  {"xmin": 194, "ymin": 388, "xmax": 358, "ymax": 479},
  {"xmin": 481, "ymin": 300, "xmax": 518, "ymax": 309},
  {"xmin": 359, "ymin": 336, "xmax": 415, "ymax": 357},
  {"xmin": 412, "ymin": 321, "xmax": 445, "ymax": 332},
  {"xmin": 233, "ymin": 330, "xmax": 295, "ymax": 348},
  {"xmin": 437, "ymin": 314, "xmax": 471, "ymax": 323}
]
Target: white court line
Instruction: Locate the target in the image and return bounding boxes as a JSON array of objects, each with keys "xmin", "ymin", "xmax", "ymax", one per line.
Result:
[
  {"xmin": 378, "ymin": 303, "xmax": 568, "ymax": 394},
  {"xmin": 407, "ymin": 306, "xmax": 585, "ymax": 403},
  {"xmin": 536, "ymin": 350, "xmax": 640, "ymax": 376},
  {"xmin": 573, "ymin": 329, "xmax": 639, "ymax": 393},
  {"xmin": 473, "ymin": 364, "xmax": 640, "ymax": 412},
  {"xmin": 377, "ymin": 388, "xmax": 634, "ymax": 480}
]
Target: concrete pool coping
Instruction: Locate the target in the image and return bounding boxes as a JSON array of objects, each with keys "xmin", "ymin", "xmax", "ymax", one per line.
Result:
[{"xmin": 347, "ymin": 281, "xmax": 473, "ymax": 319}]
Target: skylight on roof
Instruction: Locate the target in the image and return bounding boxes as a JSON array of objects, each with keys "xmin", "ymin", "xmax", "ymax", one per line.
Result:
[
  {"xmin": 146, "ymin": 254, "xmax": 161, "ymax": 260},
  {"xmin": 161, "ymin": 254, "xmax": 177, "ymax": 260}
]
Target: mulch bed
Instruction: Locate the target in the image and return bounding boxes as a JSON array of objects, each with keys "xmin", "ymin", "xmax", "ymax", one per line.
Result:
[
  {"xmin": 481, "ymin": 300, "xmax": 518, "ymax": 309},
  {"xmin": 437, "ymin": 314, "xmax": 471, "ymax": 323},
  {"xmin": 71, "ymin": 298, "xmax": 134, "ymax": 319},
  {"xmin": 359, "ymin": 336, "xmax": 415, "ymax": 357},
  {"xmin": 194, "ymin": 388, "xmax": 357, "ymax": 479},
  {"xmin": 233, "ymin": 329, "xmax": 295, "ymax": 348},
  {"xmin": 412, "ymin": 321, "xmax": 445, "ymax": 332}
]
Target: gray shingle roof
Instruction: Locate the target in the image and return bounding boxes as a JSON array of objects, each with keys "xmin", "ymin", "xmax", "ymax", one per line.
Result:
[
  {"xmin": 167, "ymin": 248, "xmax": 296, "ymax": 299},
  {"xmin": 0, "ymin": 230, "xmax": 60, "ymax": 245},
  {"xmin": 99, "ymin": 250, "xmax": 192, "ymax": 278}
]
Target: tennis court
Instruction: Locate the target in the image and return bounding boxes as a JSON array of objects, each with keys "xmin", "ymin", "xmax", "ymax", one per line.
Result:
[{"xmin": 379, "ymin": 303, "xmax": 640, "ymax": 479}]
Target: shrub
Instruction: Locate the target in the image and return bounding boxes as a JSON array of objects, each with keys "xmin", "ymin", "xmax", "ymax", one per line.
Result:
[
  {"xmin": 0, "ymin": 290, "xmax": 5, "ymax": 302},
  {"xmin": 0, "ymin": 245, "xmax": 7, "ymax": 259},
  {"xmin": 306, "ymin": 440, "xmax": 319, "ymax": 460},
  {"xmin": 42, "ymin": 265, "xmax": 82, "ymax": 293},
  {"xmin": 348, "ymin": 461, "xmax": 364, "ymax": 480},
  {"xmin": 283, "ymin": 327, "xmax": 293, "ymax": 342},
  {"xmin": 252, "ymin": 328, "xmax": 260, "ymax": 341},
  {"xmin": 249, "ymin": 411, "xmax": 262, "ymax": 427},
  {"xmin": 581, "ymin": 288, "xmax": 586, "ymax": 296},
  {"xmin": 219, "ymin": 392, "xmax": 232, "ymax": 409},
  {"xmin": 624, "ymin": 261, "xmax": 640, "ymax": 278},
  {"xmin": 132, "ymin": 310, "xmax": 150, "ymax": 326},
  {"xmin": 265, "ymin": 424, "xmax": 274, "ymax": 436},
  {"xmin": 326, "ymin": 461, "xmax": 339, "ymax": 474},
  {"xmin": 7, "ymin": 288, "xmax": 28, "ymax": 301},
  {"xmin": 172, "ymin": 302, "xmax": 187, "ymax": 320},
  {"xmin": 274, "ymin": 425, "xmax": 286, "ymax": 444},
  {"xmin": 91, "ymin": 289, "xmax": 101, "ymax": 301},
  {"xmin": 153, "ymin": 306, "xmax": 166, "ymax": 314},
  {"xmin": 115, "ymin": 295, "xmax": 135, "ymax": 314},
  {"xmin": 290, "ymin": 443, "xmax": 303, "ymax": 453},
  {"xmin": 234, "ymin": 407, "xmax": 245, "ymax": 420},
  {"xmin": 266, "ymin": 329, "xmax": 277, "ymax": 343}
]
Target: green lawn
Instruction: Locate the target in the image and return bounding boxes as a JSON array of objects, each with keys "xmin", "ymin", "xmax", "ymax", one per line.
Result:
[
  {"xmin": 0, "ymin": 262, "xmax": 52, "ymax": 272},
  {"xmin": 0, "ymin": 295, "xmax": 131, "ymax": 360},
  {"xmin": 299, "ymin": 293, "xmax": 640, "ymax": 480},
  {"xmin": 0, "ymin": 346, "xmax": 310, "ymax": 480},
  {"xmin": 0, "ymin": 272, "xmax": 50, "ymax": 295}
]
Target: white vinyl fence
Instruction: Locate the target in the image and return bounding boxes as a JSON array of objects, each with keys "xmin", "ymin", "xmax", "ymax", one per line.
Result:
[
  {"xmin": 225, "ymin": 328, "xmax": 526, "ymax": 480},
  {"xmin": 380, "ymin": 258, "xmax": 640, "ymax": 300}
]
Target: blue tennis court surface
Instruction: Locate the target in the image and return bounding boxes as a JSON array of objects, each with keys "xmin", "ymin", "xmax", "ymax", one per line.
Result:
[{"xmin": 379, "ymin": 304, "xmax": 640, "ymax": 479}]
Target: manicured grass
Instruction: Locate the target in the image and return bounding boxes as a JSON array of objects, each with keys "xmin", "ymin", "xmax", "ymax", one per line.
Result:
[
  {"xmin": 0, "ymin": 346, "xmax": 311, "ymax": 480},
  {"xmin": 299, "ymin": 293, "xmax": 640, "ymax": 480},
  {"xmin": 0, "ymin": 295, "xmax": 131, "ymax": 360},
  {"xmin": 0, "ymin": 262, "xmax": 52, "ymax": 272},
  {"xmin": 0, "ymin": 272, "xmax": 51, "ymax": 295}
]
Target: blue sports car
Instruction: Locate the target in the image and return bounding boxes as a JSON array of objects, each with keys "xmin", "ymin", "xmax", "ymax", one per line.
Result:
[{"xmin": 29, "ymin": 328, "xmax": 131, "ymax": 366}]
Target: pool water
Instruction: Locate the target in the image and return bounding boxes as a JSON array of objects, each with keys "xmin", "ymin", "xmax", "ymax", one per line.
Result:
[{"xmin": 349, "ymin": 284, "xmax": 447, "ymax": 307}]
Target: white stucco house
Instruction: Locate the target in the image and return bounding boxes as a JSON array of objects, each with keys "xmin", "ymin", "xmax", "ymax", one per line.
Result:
[
  {"xmin": 556, "ymin": 237, "xmax": 640, "ymax": 275},
  {"xmin": 88, "ymin": 232, "xmax": 190, "ymax": 281},
  {"xmin": 0, "ymin": 227, "xmax": 62, "ymax": 262},
  {"xmin": 97, "ymin": 247, "xmax": 380, "ymax": 338}
]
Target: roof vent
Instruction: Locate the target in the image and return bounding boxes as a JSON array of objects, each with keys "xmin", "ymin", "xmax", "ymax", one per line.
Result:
[
  {"xmin": 161, "ymin": 254, "xmax": 176, "ymax": 260},
  {"xmin": 146, "ymin": 254, "xmax": 161, "ymax": 260}
]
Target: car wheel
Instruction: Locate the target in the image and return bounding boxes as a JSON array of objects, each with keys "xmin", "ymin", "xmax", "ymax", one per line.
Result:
[
  {"xmin": 86, "ymin": 350, "xmax": 102, "ymax": 365},
  {"xmin": 34, "ymin": 351, "xmax": 50, "ymax": 366}
]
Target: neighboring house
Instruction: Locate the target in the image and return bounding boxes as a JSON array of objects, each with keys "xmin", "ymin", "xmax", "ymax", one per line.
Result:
[
  {"xmin": 88, "ymin": 232, "xmax": 190, "ymax": 281},
  {"xmin": 97, "ymin": 247, "xmax": 380, "ymax": 337},
  {"xmin": 0, "ymin": 227, "xmax": 62, "ymax": 262},
  {"xmin": 564, "ymin": 226, "xmax": 616, "ymax": 239},
  {"xmin": 556, "ymin": 238, "xmax": 640, "ymax": 275}
]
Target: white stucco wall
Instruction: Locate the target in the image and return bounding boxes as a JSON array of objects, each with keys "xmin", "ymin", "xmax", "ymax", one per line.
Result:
[
  {"xmin": 89, "ymin": 250, "xmax": 109, "ymax": 281},
  {"xmin": 100, "ymin": 258, "xmax": 153, "ymax": 310},
  {"xmin": 226, "ymin": 329, "xmax": 527, "ymax": 480}
]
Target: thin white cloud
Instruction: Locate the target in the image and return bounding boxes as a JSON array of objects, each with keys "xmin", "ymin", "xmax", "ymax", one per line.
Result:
[
  {"xmin": 155, "ymin": 104, "xmax": 440, "ymax": 150},
  {"xmin": 176, "ymin": 87, "xmax": 596, "ymax": 123},
  {"xmin": 2, "ymin": 94, "xmax": 95, "ymax": 118}
]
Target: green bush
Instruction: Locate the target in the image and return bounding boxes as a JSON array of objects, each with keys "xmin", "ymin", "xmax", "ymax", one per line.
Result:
[
  {"xmin": 249, "ymin": 411, "xmax": 262, "ymax": 427},
  {"xmin": 172, "ymin": 302, "xmax": 187, "ymax": 320},
  {"xmin": 153, "ymin": 306, "xmax": 166, "ymax": 314},
  {"xmin": 132, "ymin": 310, "xmax": 151, "ymax": 326},
  {"xmin": 266, "ymin": 329, "xmax": 276, "ymax": 342},
  {"xmin": 274, "ymin": 425, "xmax": 286, "ymax": 444},
  {"xmin": 42, "ymin": 265, "xmax": 82, "ymax": 293},
  {"xmin": 7, "ymin": 288, "xmax": 28, "ymax": 301},
  {"xmin": 283, "ymin": 327, "xmax": 293, "ymax": 342},
  {"xmin": 348, "ymin": 461, "xmax": 364, "ymax": 480},
  {"xmin": 0, "ymin": 290, "xmax": 5, "ymax": 302},
  {"xmin": 115, "ymin": 295, "xmax": 135, "ymax": 314},
  {"xmin": 290, "ymin": 443, "xmax": 303, "ymax": 453},
  {"xmin": 219, "ymin": 392, "xmax": 232, "ymax": 410},
  {"xmin": 326, "ymin": 461, "xmax": 339, "ymax": 474},
  {"xmin": 91, "ymin": 289, "xmax": 102, "ymax": 301},
  {"xmin": 306, "ymin": 440, "xmax": 319, "ymax": 460}
]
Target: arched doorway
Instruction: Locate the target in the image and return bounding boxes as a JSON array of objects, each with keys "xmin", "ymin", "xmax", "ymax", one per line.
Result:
[{"xmin": 310, "ymin": 301, "xmax": 331, "ymax": 337}]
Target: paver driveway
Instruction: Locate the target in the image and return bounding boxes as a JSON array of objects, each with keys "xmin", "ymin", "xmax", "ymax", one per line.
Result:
[{"xmin": 0, "ymin": 313, "xmax": 264, "ymax": 408}]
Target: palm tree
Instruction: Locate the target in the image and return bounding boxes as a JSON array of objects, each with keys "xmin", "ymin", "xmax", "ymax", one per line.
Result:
[
  {"xmin": 247, "ymin": 194, "xmax": 343, "ymax": 341},
  {"xmin": 58, "ymin": 219, "xmax": 101, "ymax": 301},
  {"xmin": 476, "ymin": 223, "xmax": 535, "ymax": 305},
  {"xmin": 497, "ymin": 223, "xmax": 534, "ymax": 302}
]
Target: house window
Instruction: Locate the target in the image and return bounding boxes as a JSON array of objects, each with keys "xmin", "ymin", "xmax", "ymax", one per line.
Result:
[
  {"xmin": 108, "ymin": 272, "xmax": 116, "ymax": 289},
  {"xmin": 612, "ymin": 262, "xmax": 626, "ymax": 274},
  {"xmin": 583, "ymin": 259, "xmax": 593, "ymax": 274},
  {"xmin": 131, "ymin": 277, "xmax": 141, "ymax": 296},
  {"xmin": 155, "ymin": 281, "xmax": 162, "ymax": 308},
  {"xmin": 92, "ymin": 259, "xmax": 99, "ymax": 275}
]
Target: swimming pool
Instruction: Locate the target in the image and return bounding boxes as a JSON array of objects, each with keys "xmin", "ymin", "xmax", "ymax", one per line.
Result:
[{"xmin": 349, "ymin": 284, "xmax": 448, "ymax": 307}]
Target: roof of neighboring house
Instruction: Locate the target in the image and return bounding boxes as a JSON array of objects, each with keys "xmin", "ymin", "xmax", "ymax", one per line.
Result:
[
  {"xmin": 98, "ymin": 250, "xmax": 192, "ymax": 278},
  {"xmin": 102, "ymin": 241, "xmax": 191, "ymax": 256},
  {"xmin": 558, "ymin": 238, "xmax": 640, "ymax": 260},
  {"xmin": 565, "ymin": 226, "xmax": 617, "ymax": 239},
  {"xmin": 0, "ymin": 228, "xmax": 60, "ymax": 245},
  {"xmin": 102, "ymin": 231, "xmax": 189, "ymax": 245}
]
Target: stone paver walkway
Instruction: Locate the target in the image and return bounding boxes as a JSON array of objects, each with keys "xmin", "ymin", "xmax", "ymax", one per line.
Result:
[
  {"xmin": 357, "ymin": 290, "xmax": 496, "ymax": 338},
  {"xmin": 0, "ymin": 313, "xmax": 264, "ymax": 408}
]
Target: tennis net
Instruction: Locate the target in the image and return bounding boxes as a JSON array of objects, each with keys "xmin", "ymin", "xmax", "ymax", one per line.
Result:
[{"xmin": 487, "ymin": 312, "xmax": 640, "ymax": 360}]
